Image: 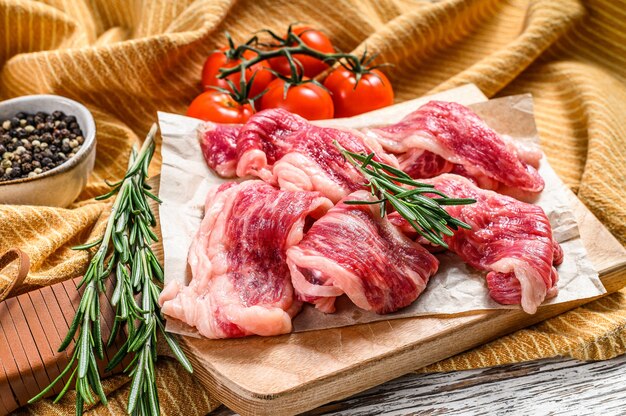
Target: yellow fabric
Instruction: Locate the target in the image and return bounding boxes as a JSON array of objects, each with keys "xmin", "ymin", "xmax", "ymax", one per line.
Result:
[{"xmin": 0, "ymin": 0, "xmax": 625, "ymax": 414}]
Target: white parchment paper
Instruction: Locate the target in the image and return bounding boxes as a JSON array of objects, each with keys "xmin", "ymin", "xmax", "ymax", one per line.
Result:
[{"xmin": 157, "ymin": 85, "xmax": 604, "ymax": 336}]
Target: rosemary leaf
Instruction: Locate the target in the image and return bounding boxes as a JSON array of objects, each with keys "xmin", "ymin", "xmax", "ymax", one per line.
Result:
[
  {"xmin": 343, "ymin": 199, "xmax": 387, "ymax": 205},
  {"xmin": 75, "ymin": 393, "xmax": 84, "ymax": 416},
  {"xmin": 127, "ymin": 352, "xmax": 145, "ymax": 414},
  {"xmin": 335, "ymin": 142, "xmax": 475, "ymax": 247},
  {"xmin": 77, "ymin": 322, "xmax": 90, "ymax": 379},
  {"xmin": 105, "ymin": 338, "xmax": 129, "ymax": 373},
  {"xmin": 161, "ymin": 328, "xmax": 193, "ymax": 373},
  {"xmin": 72, "ymin": 238, "xmax": 103, "ymax": 251},
  {"xmin": 54, "ymin": 366, "xmax": 78, "ymax": 404}
]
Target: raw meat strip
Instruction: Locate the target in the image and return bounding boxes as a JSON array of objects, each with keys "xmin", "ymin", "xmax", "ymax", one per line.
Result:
[
  {"xmin": 236, "ymin": 108, "xmax": 399, "ymax": 202},
  {"xmin": 389, "ymin": 174, "xmax": 561, "ymax": 314},
  {"xmin": 198, "ymin": 122, "xmax": 239, "ymax": 178},
  {"xmin": 365, "ymin": 101, "xmax": 544, "ymax": 192},
  {"xmin": 159, "ymin": 180, "xmax": 333, "ymax": 339},
  {"xmin": 286, "ymin": 190, "xmax": 439, "ymax": 314},
  {"xmin": 397, "ymin": 149, "xmax": 453, "ymax": 179}
]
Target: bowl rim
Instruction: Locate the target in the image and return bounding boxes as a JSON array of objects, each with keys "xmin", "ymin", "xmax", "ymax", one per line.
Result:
[{"xmin": 0, "ymin": 94, "xmax": 96, "ymax": 186}]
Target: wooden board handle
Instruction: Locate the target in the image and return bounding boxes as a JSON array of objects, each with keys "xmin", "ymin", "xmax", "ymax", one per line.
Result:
[{"xmin": 0, "ymin": 249, "xmax": 30, "ymax": 302}]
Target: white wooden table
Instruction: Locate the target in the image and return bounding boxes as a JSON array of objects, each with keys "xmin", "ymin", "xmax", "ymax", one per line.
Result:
[{"xmin": 211, "ymin": 354, "xmax": 626, "ymax": 415}]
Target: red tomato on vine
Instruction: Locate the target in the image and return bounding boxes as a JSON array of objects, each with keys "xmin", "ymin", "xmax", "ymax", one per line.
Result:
[
  {"xmin": 260, "ymin": 78, "xmax": 334, "ymax": 120},
  {"xmin": 202, "ymin": 48, "xmax": 273, "ymax": 98},
  {"xmin": 268, "ymin": 26, "xmax": 335, "ymax": 78},
  {"xmin": 323, "ymin": 67, "xmax": 394, "ymax": 118},
  {"xmin": 187, "ymin": 90, "xmax": 254, "ymax": 123}
]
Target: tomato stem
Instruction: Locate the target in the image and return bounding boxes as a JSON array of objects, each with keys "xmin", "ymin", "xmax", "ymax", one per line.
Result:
[
  {"xmin": 219, "ymin": 44, "xmax": 359, "ymax": 78},
  {"xmin": 217, "ymin": 26, "xmax": 382, "ymax": 80},
  {"xmin": 210, "ymin": 60, "xmax": 266, "ymax": 108}
]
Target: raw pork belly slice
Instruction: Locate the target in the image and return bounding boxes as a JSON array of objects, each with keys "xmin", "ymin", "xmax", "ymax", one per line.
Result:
[
  {"xmin": 365, "ymin": 101, "xmax": 544, "ymax": 192},
  {"xmin": 236, "ymin": 108, "xmax": 398, "ymax": 202},
  {"xmin": 397, "ymin": 149, "xmax": 454, "ymax": 179},
  {"xmin": 159, "ymin": 180, "xmax": 332, "ymax": 339},
  {"xmin": 286, "ymin": 190, "xmax": 439, "ymax": 314},
  {"xmin": 198, "ymin": 122, "xmax": 240, "ymax": 178},
  {"xmin": 389, "ymin": 174, "xmax": 562, "ymax": 314}
]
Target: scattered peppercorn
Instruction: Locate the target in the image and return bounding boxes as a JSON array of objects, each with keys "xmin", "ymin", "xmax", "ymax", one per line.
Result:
[{"xmin": 0, "ymin": 110, "xmax": 84, "ymax": 182}]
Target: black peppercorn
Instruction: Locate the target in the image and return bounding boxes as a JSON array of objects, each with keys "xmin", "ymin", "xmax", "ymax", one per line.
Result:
[{"xmin": 0, "ymin": 110, "xmax": 84, "ymax": 181}]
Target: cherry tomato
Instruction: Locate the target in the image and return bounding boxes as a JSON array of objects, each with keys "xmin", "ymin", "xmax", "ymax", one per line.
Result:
[
  {"xmin": 201, "ymin": 48, "xmax": 274, "ymax": 98},
  {"xmin": 323, "ymin": 67, "xmax": 394, "ymax": 118},
  {"xmin": 187, "ymin": 90, "xmax": 254, "ymax": 123},
  {"xmin": 269, "ymin": 27, "xmax": 335, "ymax": 78},
  {"xmin": 260, "ymin": 78, "xmax": 334, "ymax": 120}
]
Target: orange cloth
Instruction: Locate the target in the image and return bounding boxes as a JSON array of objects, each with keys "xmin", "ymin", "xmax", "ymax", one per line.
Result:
[{"xmin": 0, "ymin": 0, "xmax": 625, "ymax": 414}]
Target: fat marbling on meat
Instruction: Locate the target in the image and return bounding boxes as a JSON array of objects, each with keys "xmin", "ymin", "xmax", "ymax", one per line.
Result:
[
  {"xmin": 286, "ymin": 190, "xmax": 439, "ymax": 314},
  {"xmin": 365, "ymin": 101, "xmax": 544, "ymax": 192},
  {"xmin": 198, "ymin": 122, "xmax": 239, "ymax": 178},
  {"xmin": 159, "ymin": 180, "xmax": 332, "ymax": 338},
  {"xmin": 235, "ymin": 108, "xmax": 398, "ymax": 202},
  {"xmin": 389, "ymin": 174, "xmax": 562, "ymax": 314}
]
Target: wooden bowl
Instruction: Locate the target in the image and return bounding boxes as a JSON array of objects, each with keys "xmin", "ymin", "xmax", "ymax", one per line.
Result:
[{"xmin": 0, "ymin": 95, "xmax": 96, "ymax": 207}]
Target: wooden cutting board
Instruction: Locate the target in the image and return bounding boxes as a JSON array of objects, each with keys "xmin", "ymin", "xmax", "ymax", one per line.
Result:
[
  {"xmin": 1, "ymin": 85, "xmax": 623, "ymax": 415},
  {"xmin": 153, "ymin": 86, "xmax": 626, "ymax": 416},
  {"xmin": 153, "ymin": 179, "xmax": 626, "ymax": 416}
]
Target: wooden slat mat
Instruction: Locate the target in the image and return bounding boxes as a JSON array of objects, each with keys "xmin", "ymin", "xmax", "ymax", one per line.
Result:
[{"xmin": 0, "ymin": 278, "xmax": 121, "ymax": 415}]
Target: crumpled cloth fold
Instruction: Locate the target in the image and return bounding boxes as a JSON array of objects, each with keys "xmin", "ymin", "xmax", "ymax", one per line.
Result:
[{"xmin": 0, "ymin": 0, "xmax": 624, "ymax": 414}]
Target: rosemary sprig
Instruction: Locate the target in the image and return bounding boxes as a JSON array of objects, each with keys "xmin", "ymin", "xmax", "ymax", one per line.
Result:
[
  {"xmin": 336, "ymin": 142, "xmax": 476, "ymax": 248},
  {"xmin": 29, "ymin": 124, "xmax": 192, "ymax": 415},
  {"xmin": 103, "ymin": 126, "xmax": 192, "ymax": 415}
]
